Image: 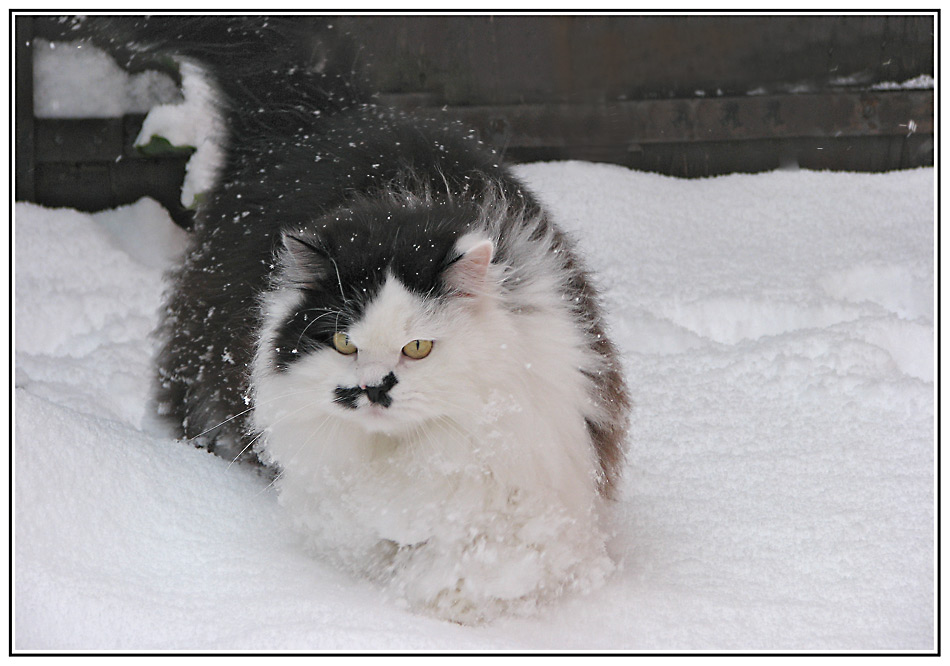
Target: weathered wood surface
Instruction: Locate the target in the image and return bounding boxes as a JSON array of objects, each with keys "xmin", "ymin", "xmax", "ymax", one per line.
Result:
[
  {"xmin": 17, "ymin": 14, "xmax": 934, "ymax": 219},
  {"xmin": 341, "ymin": 15, "xmax": 934, "ymax": 104}
]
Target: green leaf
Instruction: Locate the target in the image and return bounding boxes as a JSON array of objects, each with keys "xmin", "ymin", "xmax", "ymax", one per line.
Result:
[
  {"xmin": 136, "ymin": 135, "xmax": 195, "ymax": 157},
  {"xmin": 187, "ymin": 191, "xmax": 208, "ymax": 210}
]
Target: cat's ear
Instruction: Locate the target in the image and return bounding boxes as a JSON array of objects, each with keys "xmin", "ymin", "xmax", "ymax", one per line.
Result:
[
  {"xmin": 281, "ymin": 231, "xmax": 328, "ymax": 287},
  {"xmin": 443, "ymin": 235, "xmax": 494, "ymax": 297}
]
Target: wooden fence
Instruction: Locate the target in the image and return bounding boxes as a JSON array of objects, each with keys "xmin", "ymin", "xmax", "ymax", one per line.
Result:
[{"xmin": 15, "ymin": 14, "xmax": 934, "ymax": 225}]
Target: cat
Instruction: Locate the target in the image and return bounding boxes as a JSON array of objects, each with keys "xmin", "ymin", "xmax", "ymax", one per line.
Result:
[{"xmin": 78, "ymin": 16, "xmax": 630, "ymax": 622}]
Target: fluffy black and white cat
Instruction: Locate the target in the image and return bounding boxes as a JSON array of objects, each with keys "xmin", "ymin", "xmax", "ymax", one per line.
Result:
[{"xmin": 80, "ymin": 16, "xmax": 629, "ymax": 622}]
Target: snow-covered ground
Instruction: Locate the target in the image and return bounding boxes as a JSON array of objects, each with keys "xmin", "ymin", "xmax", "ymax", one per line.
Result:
[
  {"xmin": 13, "ymin": 161, "xmax": 934, "ymax": 651},
  {"xmin": 14, "ymin": 28, "xmax": 936, "ymax": 652}
]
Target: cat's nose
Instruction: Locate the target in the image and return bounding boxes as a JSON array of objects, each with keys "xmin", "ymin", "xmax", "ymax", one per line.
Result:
[
  {"xmin": 364, "ymin": 372, "xmax": 398, "ymax": 407},
  {"xmin": 364, "ymin": 385, "xmax": 389, "ymax": 405}
]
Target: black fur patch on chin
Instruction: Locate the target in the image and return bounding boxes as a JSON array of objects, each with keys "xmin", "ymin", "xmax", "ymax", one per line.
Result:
[{"xmin": 333, "ymin": 386, "xmax": 363, "ymax": 409}]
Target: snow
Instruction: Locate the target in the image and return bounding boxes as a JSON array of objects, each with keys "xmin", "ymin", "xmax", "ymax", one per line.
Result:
[
  {"xmin": 870, "ymin": 75, "xmax": 935, "ymax": 91},
  {"xmin": 32, "ymin": 38, "xmax": 180, "ymax": 118},
  {"xmin": 13, "ymin": 163, "xmax": 935, "ymax": 651},
  {"xmin": 33, "ymin": 37, "xmax": 218, "ymax": 208},
  {"xmin": 134, "ymin": 62, "xmax": 225, "ymax": 208}
]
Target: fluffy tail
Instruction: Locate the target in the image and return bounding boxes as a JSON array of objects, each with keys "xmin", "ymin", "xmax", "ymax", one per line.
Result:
[{"xmin": 56, "ymin": 15, "xmax": 369, "ymax": 130}]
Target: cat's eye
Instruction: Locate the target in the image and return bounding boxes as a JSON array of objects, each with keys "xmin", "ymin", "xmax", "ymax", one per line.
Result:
[
  {"xmin": 333, "ymin": 332, "xmax": 357, "ymax": 355},
  {"xmin": 402, "ymin": 339, "xmax": 434, "ymax": 359}
]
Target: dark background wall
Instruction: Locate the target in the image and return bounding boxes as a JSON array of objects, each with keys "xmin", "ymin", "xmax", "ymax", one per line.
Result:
[
  {"xmin": 15, "ymin": 14, "xmax": 935, "ymax": 226},
  {"xmin": 344, "ymin": 15, "xmax": 933, "ymax": 103}
]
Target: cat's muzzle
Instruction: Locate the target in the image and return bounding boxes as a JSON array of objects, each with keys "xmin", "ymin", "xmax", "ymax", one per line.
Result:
[{"xmin": 334, "ymin": 372, "xmax": 398, "ymax": 409}]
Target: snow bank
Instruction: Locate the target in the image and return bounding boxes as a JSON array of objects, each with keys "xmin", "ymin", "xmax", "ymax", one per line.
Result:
[
  {"xmin": 32, "ymin": 38, "xmax": 180, "ymax": 118},
  {"xmin": 13, "ymin": 164, "xmax": 934, "ymax": 651}
]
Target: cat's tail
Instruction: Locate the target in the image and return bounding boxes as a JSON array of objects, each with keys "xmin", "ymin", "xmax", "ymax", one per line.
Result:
[{"xmin": 53, "ymin": 15, "xmax": 369, "ymax": 123}]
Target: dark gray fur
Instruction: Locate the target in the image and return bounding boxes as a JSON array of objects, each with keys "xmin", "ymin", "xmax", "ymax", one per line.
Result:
[{"xmin": 76, "ymin": 16, "xmax": 630, "ymax": 494}]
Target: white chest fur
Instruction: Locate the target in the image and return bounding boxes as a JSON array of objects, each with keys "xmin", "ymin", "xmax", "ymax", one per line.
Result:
[{"xmin": 250, "ymin": 270, "xmax": 614, "ymax": 622}]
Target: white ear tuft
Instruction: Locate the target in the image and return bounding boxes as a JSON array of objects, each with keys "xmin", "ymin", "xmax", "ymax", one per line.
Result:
[{"xmin": 444, "ymin": 236, "xmax": 494, "ymax": 297}]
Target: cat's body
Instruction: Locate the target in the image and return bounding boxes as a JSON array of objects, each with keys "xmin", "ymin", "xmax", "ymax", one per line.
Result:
[{"xmin": 82, "ymin": 16, "xmax": 629, "ymax": 622}]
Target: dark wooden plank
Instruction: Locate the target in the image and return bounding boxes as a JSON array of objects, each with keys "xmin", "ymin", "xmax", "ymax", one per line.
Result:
[
  {"xmin": 33, "ymin": 92, "xmax": 930, "ymax": 167},
  {"xmin": 109, "ymin": 157, "xmax": 193, "ymax": 228},
  {"xmin": 438, "ymin": 91, "xmax": 933, "ymax": 151},
  {"xmin": 33, "ymin": 157, "xmax": 192, "ymax": 224},
  {"xmin": 34, "ymin": 115, "xmax": 193, "ymax": 163},
  {"xmin": 34, "ymin": 118, "xmax": 125, "ymax": 163},
  {"xmin": 33, "ymin": 162, "xmax": 113, "ymax": 210}
]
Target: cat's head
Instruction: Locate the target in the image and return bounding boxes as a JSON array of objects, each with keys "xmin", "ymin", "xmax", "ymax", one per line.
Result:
[{"xmin": 256, "ymin": 198, "xmax": 511, "ymax": 436}]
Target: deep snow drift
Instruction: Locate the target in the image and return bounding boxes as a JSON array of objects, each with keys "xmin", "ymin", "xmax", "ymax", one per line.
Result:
[{"xmin": 13, "ymin": 162, "xmax": 934, "ymax": 651}]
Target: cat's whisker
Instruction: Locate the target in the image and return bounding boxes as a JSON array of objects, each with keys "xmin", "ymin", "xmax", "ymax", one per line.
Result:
[
  {"xmin": 399, "ymin": 393, "xmax": 466, "ymax": 417},
  {"xmin": 227, "ymin": 390, "xmax": 329, "ymax": 463},
  {"xmin": 185, "ymin": 388, "xmax": 319, "ymax": 442},
  {"xmin": 229, "ymin": 429, "xmax": 270, "ymax": 468},
  {"xmin": 200, "ymin": 388, "xmax": 325, "ymax": 466},
  {"xmin": 185, "ymin": 407, "xmax": 256, "ymax": 441},
  {"xmin": 258, "ymin": 469, "xmax": 284, "ymax": 495},
  {"xmin": 185, "ymin": 391, "xmax": 299, "ymax": 442},
  {"xmin": 330, "ymin": 257, "xmax": 348, "ymax": 304},
  {"xmin": 427, "ymin": 416, "xmax": 472, "ymax": 447},
  {"xmin": 300, "ymin": 306, "xmax": 343, "ymax": 317},
  {"xmin": 253, "ymin": 411, "xmax": 336, "ymax": 495},
  {"xmin": 346, "ymin": 284, "xmax": 364, "ymax": 303},
  {"xmin": 422, "ymin": 420, "xmax": 464, "ymax": 468},
  {"xmin": 295, "ymin": 309, "xmax": 343, "ymax": 347},
  {"xmin": 301, "ymin": 308, "xmax": 343, "ymax": 320},
  {"xmin": 281, "ymin": 413, "xmax": 336, "ymax": 469},
  {"xmin": 404, "ymin": 416, "xmax": 451, "ymax": 455}
]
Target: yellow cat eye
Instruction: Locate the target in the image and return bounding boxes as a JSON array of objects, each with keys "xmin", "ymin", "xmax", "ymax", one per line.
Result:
[
  {"xmin": 332, "ymin": 332, "xmax": 357, "ymax": 355},
  {"xmin": 402, "ymin": 339, "xmax": 434, "ymax": 359}
]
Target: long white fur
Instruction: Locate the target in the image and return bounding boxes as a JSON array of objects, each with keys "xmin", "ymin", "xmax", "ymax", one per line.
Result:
[{"xmin": 249, "ymin": 193, "xmax": 614, "ymax": 622}]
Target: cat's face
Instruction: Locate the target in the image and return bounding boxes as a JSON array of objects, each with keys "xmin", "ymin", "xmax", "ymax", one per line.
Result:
[
  {"xmin": 278, "ymin": 273, "xmax": 493, "ymax": 434},
  {"xmin": 256, "ymin": 202, "xmax": 500, "ymax": 437}
]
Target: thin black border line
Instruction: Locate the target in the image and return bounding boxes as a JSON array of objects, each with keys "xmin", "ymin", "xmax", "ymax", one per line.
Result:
[
  {"xmin": 934, "ymin": 5, "xmax": 941, "ymax": 658},
  {"xmin": 8, "ymin": 9, "xmax": 940, "ymax": 657},
  {"xmin": 8, "ymin": 9, "xmax": 14, "ymax": 662}
]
